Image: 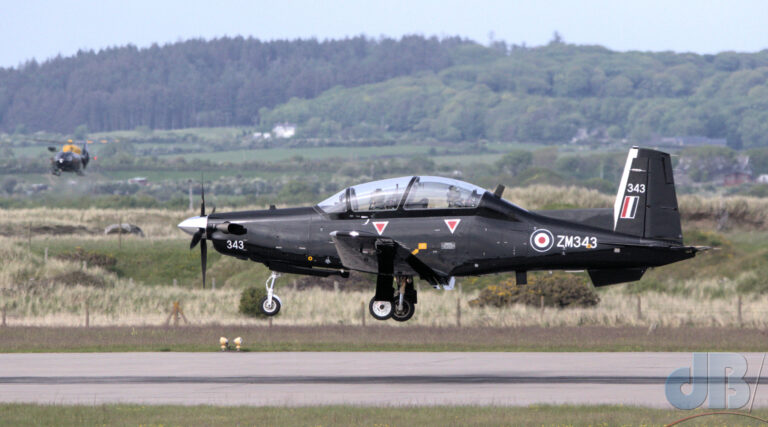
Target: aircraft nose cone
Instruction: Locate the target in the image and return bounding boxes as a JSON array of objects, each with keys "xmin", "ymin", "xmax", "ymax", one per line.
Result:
[{"xmin": 178, "ymin": 216, "xmax": 208, "ymax": 235}]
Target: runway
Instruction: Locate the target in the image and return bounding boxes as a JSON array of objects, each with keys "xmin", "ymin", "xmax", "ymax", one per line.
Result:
[{"xmin": 0, "ymin": 352, "xmax": 766, "ymax": 407}]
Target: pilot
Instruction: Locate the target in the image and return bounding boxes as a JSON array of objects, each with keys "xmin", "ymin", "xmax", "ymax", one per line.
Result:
[
  {"xmin": 447, "ymin": 185, "xmax": 462, "ymax": 207},
  {"xmin": 370, "ymin": 188, "xmax": 385, "ymax": 210}
]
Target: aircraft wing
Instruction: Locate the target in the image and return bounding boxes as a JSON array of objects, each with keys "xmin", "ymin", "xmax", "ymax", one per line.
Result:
[{"xmin": 329, "ymin": 230, "xmax": 453, "ymax": 288}]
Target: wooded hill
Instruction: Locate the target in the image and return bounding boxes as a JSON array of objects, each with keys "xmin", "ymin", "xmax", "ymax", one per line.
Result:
[{"xmin": 3, "ymin": 36, "xmax": 768, "ymax": 148}]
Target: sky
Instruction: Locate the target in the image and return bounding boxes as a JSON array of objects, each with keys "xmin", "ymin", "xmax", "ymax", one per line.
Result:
[{"xmin": 1, "ymin": 0, "xmax": 767, "ymax": 68}]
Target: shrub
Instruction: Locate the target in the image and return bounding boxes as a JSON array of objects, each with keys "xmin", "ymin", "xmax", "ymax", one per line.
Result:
[
  {"xmin": 54, "ymin": 271, "xmax": 107, "ymax": 288},
  {"xmin": 469, "ymin": 272, "xmax": 599, "ymax": 308},
  {"xmin": 736, "ymin": 270, "xmax": 768, "ymax": 294},
  {"xmin": 239, "ymin": 286, "xmax": 271, "ymax": 318},
  {"xmin": 56, "ymin": 247, "xmax": 117, "ymax": 270}
]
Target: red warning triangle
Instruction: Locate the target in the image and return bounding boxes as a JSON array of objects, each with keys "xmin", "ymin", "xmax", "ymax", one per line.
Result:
[
  {"xmin": 372, "ymin": 221, "xmax": 388, "ymax": 235},
  {"xmin": 444, "ymin": 218, "xmax": 461, "ymax": 234}
]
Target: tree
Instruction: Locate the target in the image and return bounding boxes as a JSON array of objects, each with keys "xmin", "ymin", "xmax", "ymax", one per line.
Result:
[
  {"xmin": 496, "ymin": 150, "xmax": 533, "ymax": 176},
  {"xmin": 73, "ymin": 124, "xmax": 89, "ymax": 139},
  {"xmin": 1, "ymin": 177, "xmax": 17, "ymax": 194}
]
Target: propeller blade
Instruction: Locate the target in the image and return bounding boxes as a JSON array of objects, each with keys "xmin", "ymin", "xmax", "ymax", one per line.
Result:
[
  {"xmin": 190, "ymin": 229, "xmax": 203, "ymax": 249},
  {"xmin": 200, "ymin": 174, "xmax": 206, "ymax": 217},
  {"xmin": 200, "ymin": 239, "xmax": 207, "ymax": 289}
]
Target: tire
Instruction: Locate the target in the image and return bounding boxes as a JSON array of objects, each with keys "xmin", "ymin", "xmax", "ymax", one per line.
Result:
[
  {"xmin": 369, "ymin": 297, "xmax": 393, "ymax": 320},
  {"xmin": 391, "ymin": 299, "xmax": 415, "ymax": 322},
  {"xmin": 259, "ymin": 295, "xmax": 281, "ymax": 316}
]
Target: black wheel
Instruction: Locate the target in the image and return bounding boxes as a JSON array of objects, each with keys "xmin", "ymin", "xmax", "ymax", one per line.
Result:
[
  {"xmin": 369, "ymin": 297, "xmax": 393, "ymax": 320},
  {"xmin": 259, "ymin": 295, "xmax": 281, "ymax": 316},
  {"xmin": 391, "ymin": 299, "xmax": 415, "ymax": 322}
]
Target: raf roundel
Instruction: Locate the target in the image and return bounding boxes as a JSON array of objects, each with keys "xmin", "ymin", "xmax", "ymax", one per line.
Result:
[{"xmin": 530, "ymin": 229, "xmax": 554, "ymax": 252}]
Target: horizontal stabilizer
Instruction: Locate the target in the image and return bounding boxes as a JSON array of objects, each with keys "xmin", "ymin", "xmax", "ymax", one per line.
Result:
[{"xmin": 588, "ymin": 268, "xmax": 646, "ymax": 287}]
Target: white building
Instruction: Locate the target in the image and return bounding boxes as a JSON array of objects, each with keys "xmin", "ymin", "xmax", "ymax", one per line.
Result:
[{"xmin": 272, "ymin": 123, "xmax": 296, "ymax": 139}]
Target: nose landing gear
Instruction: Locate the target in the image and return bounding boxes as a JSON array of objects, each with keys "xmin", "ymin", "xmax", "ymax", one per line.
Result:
[
  {"xmin": 260, "ymin": 272, "xmax": 282, "ymax": 316},
  {"xmin": 368, "ymin": 275, "xmax": 416, "ymax": 322}
]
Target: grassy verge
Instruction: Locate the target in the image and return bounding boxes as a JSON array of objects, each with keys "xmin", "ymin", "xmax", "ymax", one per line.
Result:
[
  {"xmin": 1, "ymin": 325, "xmax": 767, "ymax": 353},
  {"xmin": 1, "ymin": 404, "xmax": 767, "ymax": 427}
]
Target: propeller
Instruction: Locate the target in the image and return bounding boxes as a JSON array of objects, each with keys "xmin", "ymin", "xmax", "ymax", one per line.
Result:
[
  {"xmin": 182, "ymin": 176, "xmax": 244, "ymax": 289},
  {"xmin": 189, "ymin": 176, "xmax": 208, "ymax": 289}
]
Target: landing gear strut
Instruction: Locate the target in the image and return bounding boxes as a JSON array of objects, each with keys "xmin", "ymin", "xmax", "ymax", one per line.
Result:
[
  {"xmin": 260, "ymin": 272, "xmax": 282, "ymax": 316},
  {"xmin": 391, "ymin": 276, "xmax": 416, "ymax": 322},
  {"xmin": 368, "ymin": 275, "xmax": 417, "ymax": 322}
]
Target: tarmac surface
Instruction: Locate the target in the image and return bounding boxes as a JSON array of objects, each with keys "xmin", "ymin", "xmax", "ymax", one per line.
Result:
[{"xmin": 0, "ymin": 352, "xmax": 766, "ymax": 407}]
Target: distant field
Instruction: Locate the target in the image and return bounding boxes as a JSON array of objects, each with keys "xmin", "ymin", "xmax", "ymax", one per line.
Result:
[
  {"xmin": 91, "ymin": 126, "xmax": 248, "ymax": 141},
  {"xmin": 0, "ymin": 404, "xmax": 766, "ymax": 427},
  {"xmin": 158, "ymin": 144, "xmax": 435, "ymax": 162}
]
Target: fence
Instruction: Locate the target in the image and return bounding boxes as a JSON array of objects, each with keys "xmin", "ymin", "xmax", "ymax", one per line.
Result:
[{"xmin": 2, "ymin": 291, "xmax": 767, "ymax": 329}]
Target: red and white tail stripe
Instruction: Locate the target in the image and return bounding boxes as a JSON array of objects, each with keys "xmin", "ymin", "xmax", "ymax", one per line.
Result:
[{"xmin": 620, "ymin": 196, "xmax": 639, "ymax": 219}]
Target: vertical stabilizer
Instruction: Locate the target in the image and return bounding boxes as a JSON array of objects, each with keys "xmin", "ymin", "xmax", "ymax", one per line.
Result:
[{"xmin": 613, "ymin": 147, "xmax": 682, "ymax": 244}]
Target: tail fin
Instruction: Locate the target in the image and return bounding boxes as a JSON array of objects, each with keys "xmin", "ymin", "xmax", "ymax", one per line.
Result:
[
  {"xmin": 613, "ymin": 147, "xmax": 682, "ymax": 244},
  {"xmin": 81, "ymin": 141, "xmax": 90, "ymax": 169}
]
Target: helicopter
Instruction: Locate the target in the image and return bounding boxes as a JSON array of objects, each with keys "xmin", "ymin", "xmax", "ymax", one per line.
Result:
[
  {"xmin": 40, "ymin": 139, "xmax": 91, "ymax": 176},
  {"xmin": 178, "ymin": 147, "xmax": 703, "ymax": 322}
]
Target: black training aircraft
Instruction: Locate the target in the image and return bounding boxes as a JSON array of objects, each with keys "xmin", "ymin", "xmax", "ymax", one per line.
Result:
[{"xmin": 179, "ymin": 147, "xmax": 702, "ymax": 322}]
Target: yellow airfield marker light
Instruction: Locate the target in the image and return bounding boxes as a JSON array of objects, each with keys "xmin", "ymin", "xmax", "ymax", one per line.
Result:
[
  {"xmin": 219, "ymin": 336, "xmax": 229, "ymax": 351},
  {"xmin": 234, "ymin": 337, "xmax": 243, "ymax": 351}
]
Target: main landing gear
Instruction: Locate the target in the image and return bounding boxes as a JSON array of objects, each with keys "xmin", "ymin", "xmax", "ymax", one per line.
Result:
[
  {"xmin": 260, "ymin": 272, "xmax": 282, "ymax": 316},
  {"xmin": 369, "ymin": 275, "xmax": 417, "ymax": 322}
]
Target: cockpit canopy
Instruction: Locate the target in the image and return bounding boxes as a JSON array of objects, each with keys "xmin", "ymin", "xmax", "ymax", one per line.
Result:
[{"xmin": 317, "ymin": 176, "xmax": 487, "ymax": 214}]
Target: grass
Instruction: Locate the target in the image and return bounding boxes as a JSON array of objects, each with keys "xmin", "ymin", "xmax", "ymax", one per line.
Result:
[
  {"xmin": 1, "ymin": 325, "xmax": 767, "ymax": 352},
  {"xmin": 1, "ymin": 191, "xmax": 768, "ymax": 330},
  {"xmin": 0, "ymin": 404, "xmax": 767, "ymax": 426},
  {"xmin": 2, "ymin": 230, "xmax": 768, "ymax": 329},
  {"xmin": 158, "ymin": 143, "xmax": 434, "ymax": 162}
]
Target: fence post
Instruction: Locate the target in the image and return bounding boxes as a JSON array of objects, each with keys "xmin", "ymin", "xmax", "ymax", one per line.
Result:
[
  {"xmin": 44, "ymin": 247, "xmax": 48, "ymax": 263},
  {"xmin": 456, "ymin": 298, "xmax": 461, "ymax": 328},
  {"xmin": 361, "ymin": 301, "xmax": 366, "ymax": 327},
  {"xmin": 540, "ymin": 295, "xmax": 545, "ymax": 312},
  {"xmin": 2, "ymin": 306, "xmax": 6, "ymax": 327},
  {"xmin": 636, "ymin": 295, "xmax": 642, "ymax": 320},
  {"xmin": 85, "ymin": 302, "xmax": 89, "ymax": 328},
  {"xmin": 173, "ymin": 278, "xmax": 177, "ymax": 287},
  {"xmin": 27, "ymin": 222, "xmax": 31, "ymax": 250},
  {"xmin": 212, "ymin": 278, "xmax": 216, "ymax": 290},
  {"xmin": 268, "ymin": 317, "xmax": 273, "ymax": 328},
  {"xmin": 738, "ymin": 295, "xmax": 743, "ymax": 327},
  {"xmin": 118, "ymin": 216, "xmax": 122, "ymax": 249}
]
